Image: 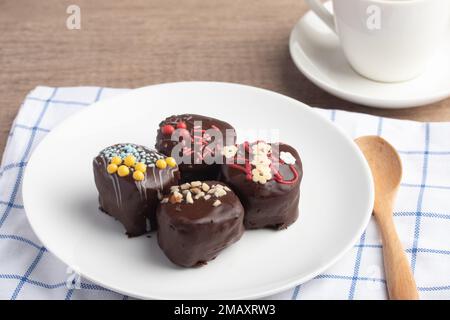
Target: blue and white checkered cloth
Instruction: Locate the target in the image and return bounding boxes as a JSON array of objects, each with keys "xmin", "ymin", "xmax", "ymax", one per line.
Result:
[{"xmin": 1, "ymin": 86, "xmax": 450, "ymax": 300}]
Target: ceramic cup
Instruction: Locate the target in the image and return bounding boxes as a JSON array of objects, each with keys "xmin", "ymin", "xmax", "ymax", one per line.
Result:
[{"xmin": 305, "ymin": 0, "xmax": 449, "ymax": 82}]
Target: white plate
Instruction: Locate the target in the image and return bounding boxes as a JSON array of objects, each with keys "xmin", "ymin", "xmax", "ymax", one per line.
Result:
[
  {"xmin": 23, "ymin": 82, "xmax": 374, "ymax": 299},
  {"xmin": 289, "ymin": 1, "xmax": 450, "ymax": 109}
]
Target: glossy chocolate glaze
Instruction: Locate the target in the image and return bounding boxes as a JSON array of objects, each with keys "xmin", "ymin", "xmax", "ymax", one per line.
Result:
[
  {"xmin": 93, "ymin": 144, "xmax": 180, "ymax": 237},
  {"xmin": 220, "ymin": 143, "xmax": 303, "ymax": 229},
  {"xmin": 157, "ymin": 181, "xmax": 245, "ymax": 267},
  {"xmin": 155, "ymin": 114, "xmax": 237, "ymax": 182}
]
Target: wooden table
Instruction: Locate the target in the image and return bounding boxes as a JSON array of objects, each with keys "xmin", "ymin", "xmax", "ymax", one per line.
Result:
[{"xmin": 1, "ymin": 0, "xmax": 449, "ymax": 159}]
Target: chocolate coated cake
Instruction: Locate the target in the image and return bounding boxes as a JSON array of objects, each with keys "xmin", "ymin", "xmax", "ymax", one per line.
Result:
[
  {"xmin": 93, "ymin": 143, "xmax": 180, "ymax": 237},
  {"xmin": 155, "ymin": 114, "xmax": 237, "ymax": 182},
  {"xmin": 220, "ymin": 141, "xmax": 303, "ymax": 230},
  {"xmin": 157, "ymin": 181, "xmax": 245, "ymax": 267}
]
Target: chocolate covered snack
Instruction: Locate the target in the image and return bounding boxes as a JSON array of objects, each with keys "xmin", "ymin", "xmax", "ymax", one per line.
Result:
[
  {"xmin": 93, "ymin": 143, "xmax": 180, "ymax": 237},
  {"xmin": 220, "ymin": 141, "xmax": 303, "ymax": 230},
  {"xmin": 157, "ymin": 181, "xmax": 245, "ymax": 267},
  {"xmin": 155, "ymin": 114, "xmax": 237, "ymax": 182}
]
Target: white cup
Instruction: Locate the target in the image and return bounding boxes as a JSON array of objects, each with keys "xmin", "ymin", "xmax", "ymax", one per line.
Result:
[{"xmin": 305, "ymin": 0, "xmax": 449, "ymax": 82}]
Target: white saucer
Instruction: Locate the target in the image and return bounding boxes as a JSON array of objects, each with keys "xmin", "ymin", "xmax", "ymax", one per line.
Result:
[{"xmin": 289, "ymin": 2, "xmax": 450, "ymax": 109}]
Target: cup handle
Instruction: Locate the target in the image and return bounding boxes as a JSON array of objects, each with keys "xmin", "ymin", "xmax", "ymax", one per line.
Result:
[{"xmin": 305, "ymin": 0, "xmax": 336, "ymax": 33}]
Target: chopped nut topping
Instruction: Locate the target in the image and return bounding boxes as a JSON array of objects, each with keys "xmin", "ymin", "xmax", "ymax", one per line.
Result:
[
  {"xmin": 191, "ymin": 181, "xmax": 202, "ymax": 187},
  {"xmin": 194, "ymin": 192, "xmax": 205, "ymax": 199},
  {"xmin": 214, "ymin": 188, "xmax": 227, "ymax": 197},
  {"xmin": 164, "ymin": 181, "xmax": 228, "ymax": 207},
  {"xmin": 173, "ymin": 191, "xmax": 182, "ymax": 197},
  {"xmin": 186, "ymin": 192, "xmax": 194, "ymax": 204},
  {"xmin": 160, "ymin": 198, "xmax": 169, "ymax": 204},
  {"xmin": 169, "ymin": 193, "xmax": 183, "ymax": 204},
  {"xmin": 180, "ymin": 183, "xmax": 191, "ymax": 190}
]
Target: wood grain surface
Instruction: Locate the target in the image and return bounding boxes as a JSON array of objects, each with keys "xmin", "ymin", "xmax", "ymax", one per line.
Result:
[{"xmin": 1, "ymin": 0, "xmax": 449, "ymax": 159}]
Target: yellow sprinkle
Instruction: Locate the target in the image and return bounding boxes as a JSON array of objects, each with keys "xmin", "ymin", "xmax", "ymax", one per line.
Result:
[
  {"xmin": 124, "ymin": 155, "xmax": 136, "ymax": 167},
  {"xmin": 165, "ymin": 157, "xmax": 177, "ymax": 168},
  {"xmin": 117, "ymin": 165, "xmax": 130, "ymax": 177},
  {"xmin": 111, "ymin": 156, "xmax": 122, "ymax": 165},
  {"xmin": 156, "ymin": 159, "xmax": 167, "ymax": 169},
  {"xmin": 134, "ymin": 162, "xmax": 147, "ymax": 173},
  {"xmin": 107, "ymin": 163, "xmax": 118, "ymax": 174},
  {"xmin": 133, "ymin": 170, "xmax": 145, "ymax": 181}
]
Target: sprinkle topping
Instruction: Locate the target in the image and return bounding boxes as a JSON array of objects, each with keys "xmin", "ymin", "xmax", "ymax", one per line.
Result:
[
  {"xmin": 252, "ymin": 166, "xmax": 272, "ymax": 184},
  {"xmin": 249, "ymin": 142, "xmax": 272, "ymax": 184},
  {"xmin": 226, "ymin": 141, "xmax": 299, "ymax": 185},
  {"xmin": 100, "ymin": 143, "xmax": 175, "ymax": 181},
  {"xmin": 222, "ymin": 145, "xmax": 238, "ymax": 159},
  {"xmin": 280, "ymin": 151, "xmax": 296, "ymax": 165},
  {"xmin": 252, "ymin": 141, "xmax": 272, "ymax": 155},
  {"xmin": 101, "ymin": 143, "xmax": 164, "ymax": 166}
]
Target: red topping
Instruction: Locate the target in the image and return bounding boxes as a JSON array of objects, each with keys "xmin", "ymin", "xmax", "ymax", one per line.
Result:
[
  {"xmin": 228, "ymin": 141, "xmax": 299, "ymax": 185},
  {"xmin": 176, "ymin": 121, "xmax": 187, "ymax": 129},
  {"xmin": 161, "ymin": 124, "xmax": 175, "ymax": 135},
  {"xmin": 178, "ymin": 128, "xmax": 190, "ymax": 138}
]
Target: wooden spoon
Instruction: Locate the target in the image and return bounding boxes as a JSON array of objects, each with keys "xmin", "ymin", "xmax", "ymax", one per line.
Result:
[{"xmin": 356, "ymin": 136, "xmax": 419, "ymax": 300}]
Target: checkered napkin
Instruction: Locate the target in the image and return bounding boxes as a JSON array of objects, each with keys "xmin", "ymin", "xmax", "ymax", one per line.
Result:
[{"xmin": 1, "ymin": 86, "xmax": 450, "ymax": 300}]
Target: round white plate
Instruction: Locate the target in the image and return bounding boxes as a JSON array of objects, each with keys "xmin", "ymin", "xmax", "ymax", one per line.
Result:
[
  {"xmin": 289, "ymin": 1, "xmax": 450, "ymax": 109},
  {"xmin": 23, "ymin": 82, "xmax": 374, "ymax": 299}
]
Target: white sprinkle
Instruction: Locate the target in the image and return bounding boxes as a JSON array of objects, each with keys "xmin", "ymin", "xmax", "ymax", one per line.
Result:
[
  {"xmin": 212, "ymin": 200, "xmax": 221, "ymax": 207},
  {"xmin": 280, "ymin": 151, "xmax": 296, "ymax": 165},
  {"xmin": 194, "ymin": 192, "xmax": 205, "ymax": 200},
  {"xmin": 204, "ymin": 195, "xmax": 211, "ymax": 200},
  {"xmin": 160, "ymin": 198, "xmax": 169, "ymax": 204}
]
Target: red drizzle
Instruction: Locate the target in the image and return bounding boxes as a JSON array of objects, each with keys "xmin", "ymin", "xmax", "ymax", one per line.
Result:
[
  {"xmin": 181, "ymin": 124, "xmax": 222, "ymax": 163},
  {"xmin": 228, "ymin": 141, "xmax": 299, "ymax": 185}
]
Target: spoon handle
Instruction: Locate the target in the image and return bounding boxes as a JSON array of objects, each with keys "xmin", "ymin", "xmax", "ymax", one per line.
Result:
[{"xmin": 377, "ymin": 213, "xmax": 419, "ymax": 300}]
